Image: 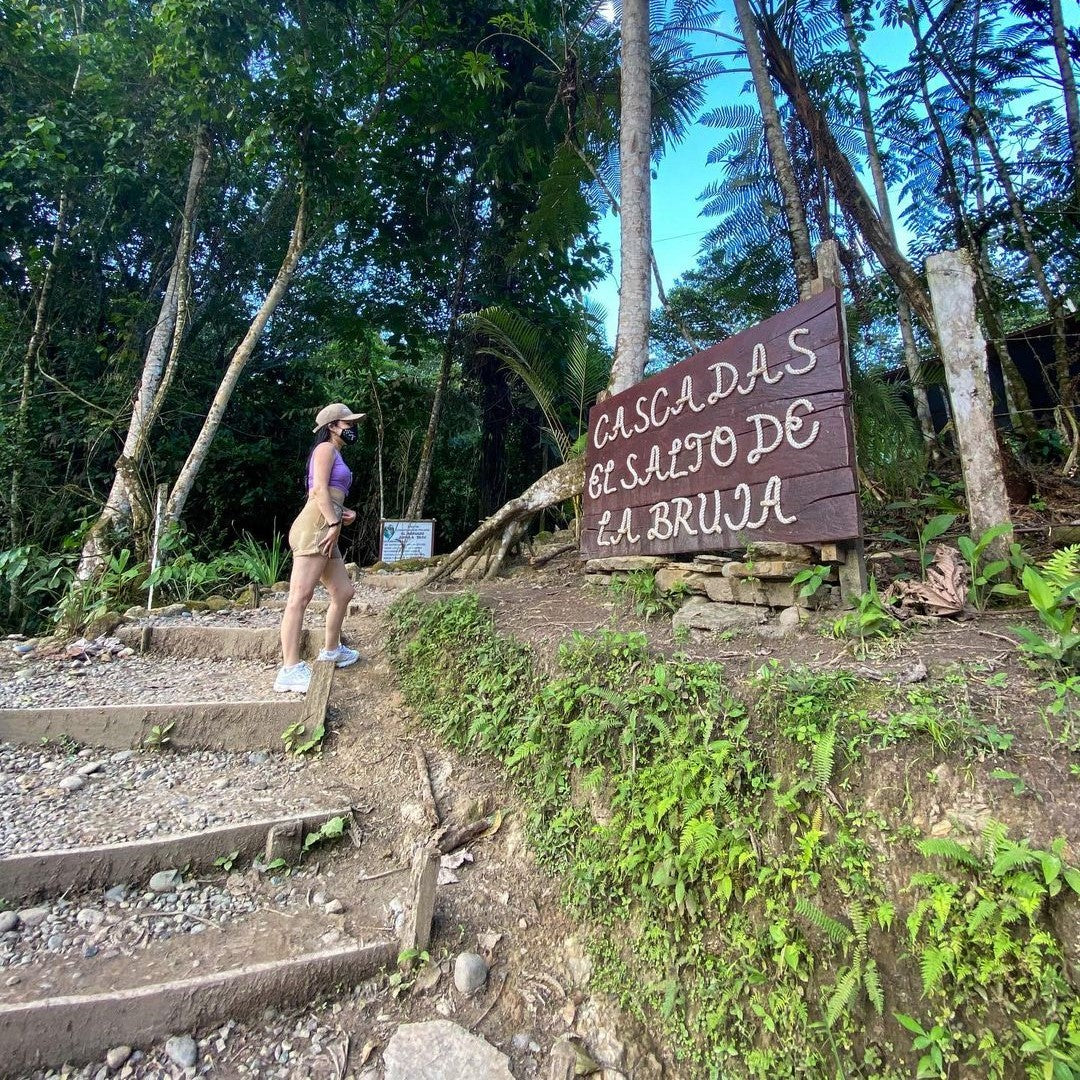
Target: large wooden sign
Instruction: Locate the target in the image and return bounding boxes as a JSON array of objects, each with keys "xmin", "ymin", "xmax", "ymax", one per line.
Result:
[{"xmin": 581, "ymin": 288, "xmax": 861, "ymax": 559}]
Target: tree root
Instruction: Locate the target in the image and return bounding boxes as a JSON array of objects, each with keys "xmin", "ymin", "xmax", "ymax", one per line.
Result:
[{"xmin": 414, "ymin": 458, "xmax": 585, "ymax": 588}]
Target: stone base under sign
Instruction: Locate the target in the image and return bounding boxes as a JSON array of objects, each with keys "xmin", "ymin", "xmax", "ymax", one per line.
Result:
[{"xmin": 584, "ymin": 541, "xmax": 846, "ymax": 632}]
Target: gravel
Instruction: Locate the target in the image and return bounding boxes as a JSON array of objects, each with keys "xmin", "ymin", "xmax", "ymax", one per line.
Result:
[
  {"xmin": 0, "ymin": 654, "xmax": 282, "ymax": 709},
  {"xmin": 0, "ymin": 743, "xmax": 330, "ymax": 855},
  {"xmin": 24, "ymin": 994, "xmax": 386, "ymax": 1080}
]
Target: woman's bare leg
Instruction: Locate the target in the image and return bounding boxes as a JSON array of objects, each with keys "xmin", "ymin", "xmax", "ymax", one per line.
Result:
[
  {"xmin": 320, "ymin": 556, "xmax": 355, "ymax": 652},
  {"xmin": 280, "ymin": 553, "xmax": 327, "ymax": 667}
]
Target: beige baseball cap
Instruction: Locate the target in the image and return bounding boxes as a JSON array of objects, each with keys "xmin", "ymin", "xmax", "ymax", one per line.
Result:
[{"xmin": 313, "ymin": 403, "xmax": 365, "ymax": 432}]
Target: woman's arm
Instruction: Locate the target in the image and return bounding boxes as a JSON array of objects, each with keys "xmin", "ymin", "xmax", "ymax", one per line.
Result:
[{"xmin": 309, "ymin": 444, "xmax": 342, "ymax": 526}]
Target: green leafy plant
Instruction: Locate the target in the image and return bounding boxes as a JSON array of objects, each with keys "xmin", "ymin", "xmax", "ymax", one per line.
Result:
[
  {"xmin": 143, "ymin": 721, "xmax": 174, "ymax": 751},
  {"xmin": 1014, "ymin": 561, "xmax": 1080, "ymax": 670},
  {"xmin": 792, "ymin": 564, "xmax": 830, "ymax": 600},
  {"xmin": 220, "ymin": 531, "xmax": 290, "ymax": 587},
  {"xmin": 303, "ymin": 815, "xmax": 347, "ymax": 853},
  {"xmin": 214, "ymin": 850, "xmax": 240, "ymax": 872},
  {"xmin": 957, "ymin": 524, "xmax": 1021, "ymax": 610},
  {"xmin": 281, "ymin": 720, "xmax": 326, "ymax": 756},
  {"xmin": 832, "ymin": 577, "xmax": 901, "ymax": 655},
  {"xmin": 895, "ymin": 1012, "xmax": 953, "ymax": 1079},
  {"xmin": 608, "ymin": 569, "xmax": 682, "ymax": 622}
]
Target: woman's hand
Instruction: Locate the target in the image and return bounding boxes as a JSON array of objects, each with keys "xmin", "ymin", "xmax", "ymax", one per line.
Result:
[
  {"xmin": 341, "ymin": 508, "xmax": 356, "ymax": 525},
  {"xmin": 318, "ymin": 522, "xmax": 341, "ymax": 558}
]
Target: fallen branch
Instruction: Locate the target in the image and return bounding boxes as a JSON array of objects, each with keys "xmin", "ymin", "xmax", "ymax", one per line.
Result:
[
  {"xmin": 437, "ymin": 814, "xmax": 498, "ymax": 855},
  {"xmin": 414, "ymin": 744, "xmax": 441, "ymax": 828},
  {"xmin": 412, "ymin": 458, "xmax": 585, "ymax": 588}
]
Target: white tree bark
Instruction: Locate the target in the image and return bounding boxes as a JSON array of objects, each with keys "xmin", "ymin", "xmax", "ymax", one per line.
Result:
[
  {"xmin": 925, "ymin": 250, "xmax": 1012, "ymax": 560},
  {"xmin": 608, "ymin": 0, "xmax": 652, "ymax": 396},
  {"xmin": 164, "ymin": 189, "xmax": 309, "ymax": 527},
  {"xmin": 77, "ymin": 133, "xmax": 210, "ymax": 579}
]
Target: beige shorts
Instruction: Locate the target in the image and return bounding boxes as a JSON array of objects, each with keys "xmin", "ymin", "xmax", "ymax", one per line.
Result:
[{"xmin": 288, "ymin": 488, "xmax": 346, "ymax": 559}]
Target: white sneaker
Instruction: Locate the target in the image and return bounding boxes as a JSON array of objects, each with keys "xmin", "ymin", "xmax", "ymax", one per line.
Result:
[
  {"xmin": 274, "ymin": 661, "xmax": 312, "ymax": 693},
  {"xmin": 318, "ymin": 644, "xmax": 360, "ymax": 669}
]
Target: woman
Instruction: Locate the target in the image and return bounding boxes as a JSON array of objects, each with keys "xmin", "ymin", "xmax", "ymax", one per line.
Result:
[{"xmin": 275, "ymin": 403, "xmax": 364, "ymax": 693}]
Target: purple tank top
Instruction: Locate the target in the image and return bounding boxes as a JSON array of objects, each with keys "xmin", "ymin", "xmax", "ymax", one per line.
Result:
[{"xmin": 307, "ymin": 447, "xmax": 352, "ymax": 496}]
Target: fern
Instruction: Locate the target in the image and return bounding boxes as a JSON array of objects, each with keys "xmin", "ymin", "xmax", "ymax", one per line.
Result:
[
  {"xmin": 917, "ymin": 837, "xmax": 980, "ymax": 868},
  {"xmin": 795, "ymin": 897, "xmax": 853, "ymax": 945},
  {"xmin": 811, "ymin": 726, "xmax": 837, "ymax": 791},
  {"xmin": 863, "ymin": 959, "xmax": 885, "ymax": 1016},
  {"xmin": 826, "ymin": 966, "xmax": 861, "ymax": 1027},
  {"xmin": 991, "ymin": 841, "xmax": 1039, "ymax": 877},
  {"xmin": 680, "ymin": 816, "xmax": 720, "ymax": 867},
  {"xmin": 919, "ymin": 946, "xmax": 949, "ymax": 995},
  {"xmin": 1042, "ymin": 545, "xmax": 1080, "ymax": 591}
]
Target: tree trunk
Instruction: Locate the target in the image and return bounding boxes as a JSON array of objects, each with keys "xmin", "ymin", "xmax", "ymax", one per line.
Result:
[
  {"xmin": 758, "ymin": 18, "xmax": 937, "ymax": 333},
  {"xmin": 1048, "ymin": 0, "xmax": 1080, "ymax": 210},
  {"xmin": 404, "ymin": 198, "xmax": 474, "ymax": 520},
  {"xmin": 733, "ymin": 0, "xmax": 816, "ymax": 300},
  {"xmin": 839, "ymin": 0, "xmax": 935, "ymax": 444},
  {"xmin": 164, "ymin": 188, "xmax": 308, "ymax": 527},
  {"xmin": 913, "ymin": 0, "xmax": 1072, "ymax": 407},
  {"xmin": 608, "ymin": 0, "xmax": 652, "ymax": 395},
  {"xmin": 76, "ymin": 132, "xmax": 210, "ymax": 579},
  {"xmin": 10, "ymin": 193, "xmax": 69, "ymax": 546}
]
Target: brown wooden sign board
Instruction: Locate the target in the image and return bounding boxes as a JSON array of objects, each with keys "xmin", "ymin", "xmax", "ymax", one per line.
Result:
[{"xmin": 581, "ymin": 288, "xmax": 861, "ymax": 559}]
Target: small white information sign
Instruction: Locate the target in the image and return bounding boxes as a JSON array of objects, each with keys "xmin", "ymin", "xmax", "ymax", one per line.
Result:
[{"xmin": 380, "ymin": 519, "xmax": 435, "ymax": 562}]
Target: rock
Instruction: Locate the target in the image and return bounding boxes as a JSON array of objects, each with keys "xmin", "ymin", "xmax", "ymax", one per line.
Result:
[
  {"xmin": 702, "ymin": 576, "xmax": 767, "ymax": 605},
  {"xmin": 582, "ymin": 556, "xmax": 666, "ymax": 573},
  {"xmin": 745, "ymin": 541, "xmax": 816, "ymax": 561},
  {"xmin": 723, "ymin": 559, "xmax": 811, "ymax": 580},
  {"xmin": 106, "ymin": 1046, "xmax": 132, "ymax": 1071},
  {"xmin": 778, "ymin": 606, "xmax": 808, "ymax": 635},
  {"xmin": 165, "ymin": 1034, "xmax": 198, "ymax": 1069},
  {"xmin": 383, "ymin": 1020, "xmax": 513, "ymax": 1080},
  {"xmin": 454, "ymin": 951, "xmax": 489, "ymax": 995},
  {"xmin": 672, "ymin": 598, "xmax": 768, "ymax": 633},
  {"xmin": 104, "ymin": 884, "xmax": 128, "ymax": 903},
  {"xmin": 561, "ymin": 936, "xmax": 593, "ymax": 989},
  {"xmin": 324, "ymin": 899, "xmax": 345, "ymax": 915},
  {"xmin": 655, "ymin": 565, "xmax": 709, "ymax": 595},
  {"xmin": 13, "ymin": 643, "xmax": 35, "ymax": 655},
  {"xmin": 77, "ymin": 760, "xmax": 105, "ymax": 776},
  {"xmin": 205, "ymin": 595, "xmax": 231, "ymax": 612},
  {"xmin": 47, "ymin": 932, "xmax": 66, "ymax": 950},
  {"xmin": 17, "ymin": 906, "xmax": 49, "ymax": 928},
  {"xmin": 59, "ymin": 775, "xmax": 86, "ymax": 792},
  {"xmin": 155, "ymin": 603, "xmax": 188, "ymax": 617},
  {"xmin": 84, "ymin": 612, "xmax": 122, "ymax": 639},
  {"xmin": 110, "ymin": 750, "xmax": 134, "ymax": 764},
  {"xmin": 123, "ymin": 606, "xmax": 146, "ymax": 619},
  {"xmin": 149, "ymin": 869, "xmax": 183, "ymax": 894},
  {"xmin": 77, "ymin": 907, "xmax": 105, "ymax": 930},
  {"xmin": 0, "ymin": 911, "xmax": 19, "ymax": 933}
]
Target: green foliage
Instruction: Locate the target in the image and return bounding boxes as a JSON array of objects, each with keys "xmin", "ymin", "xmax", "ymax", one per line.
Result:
[
  {"xmin": 388, "ymin": 595, "xmax": 1080, "ymax": 1079},
  {"xmin": 956, "ymin": 524, "xmax": 1022, "ymax": 610},
  {"xmin": 832, "ymin": 577, "xmax": 902, "ymax": 654},
  {"xmin": 218, "ymin": 531, "xmax": 290, "ymax": 587},
  {"xmin": 917, "ymin": 514, "xmax": 956, "ymax": 578},
  {"xmin": 606, "ymin": 570, "xmax": 684, "ymax": 622},
  {"xmin": 303, "ymin": 815, "xmax": 347, "ymax": 853},
  {"xmin": 1015, "ymin": 558, "xmax": 1080, "ymax": 671},
  {"xmin": 142, "ymin": 721, "xmax": 174, "ymax": 751},
  {"xmin": 281, "ymin": 720, "xmax": 325, "ymax": 756},
  {"xmin": 792, "ymin": 564, "xmax": 830, "ymax": 600},
  {"xmin": 214, "ymin": 850, "xmax": 240, "ymax": 872}
]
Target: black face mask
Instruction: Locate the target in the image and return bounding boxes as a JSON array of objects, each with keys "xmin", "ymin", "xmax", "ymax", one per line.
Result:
[{"xmin": 339, "ymin": 426, "xmax": 358, "ymax": 445}]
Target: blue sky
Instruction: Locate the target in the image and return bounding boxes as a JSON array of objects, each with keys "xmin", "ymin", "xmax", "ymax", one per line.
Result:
[{"xmin": 588, "ymin": 113, "xmax": 724, "ymax": 344}]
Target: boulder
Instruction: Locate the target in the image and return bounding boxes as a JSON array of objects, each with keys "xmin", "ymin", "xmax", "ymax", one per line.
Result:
[
  {"xmin": 655, "ymin": 565, "xmax": 709, "ymax": 595},
  {"xmin": 672, "ymin": 598, "xmax": 768, "ymax": 632},
  {"xmin": 383, "ymin": 1020, "xmax": 512, "ymax": 1080},
  {"xmin": 745, "ymin": 541, "xmax": 816, "ymax": 561}
]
